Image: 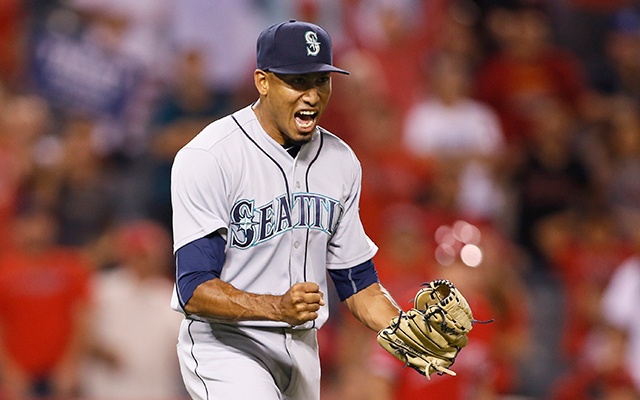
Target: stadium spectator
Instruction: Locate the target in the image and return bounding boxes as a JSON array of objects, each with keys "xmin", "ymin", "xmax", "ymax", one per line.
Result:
[
  {"xmin": 45, "ymin": 115, "xmax": 117, "ymax": 248},
  {"xmin": 81, "ymin": 220, "xmax": 184, "ymax": 399},
  {"xmin": 599, "ymin": 215, "xmax": 640, "ymax": 392},
  {"xmin": 0, "ymin": 208, "xmax": 93, "ymax": 399},
  {"xmin": 402, "ymin": 49, "xmax": 507, "ymax": 224},
  {"xmin": 474, "ymin": 3, "xmax": 589, "ymax": 149},
  {"xmin": 509, "ymin": 95, "xmax": 593, "ymax": 266}
]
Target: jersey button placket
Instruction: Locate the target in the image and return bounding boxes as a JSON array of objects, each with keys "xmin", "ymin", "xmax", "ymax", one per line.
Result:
[{"xmin": 290, "ymin": 170, "xmax": 306, "ymax": 284}]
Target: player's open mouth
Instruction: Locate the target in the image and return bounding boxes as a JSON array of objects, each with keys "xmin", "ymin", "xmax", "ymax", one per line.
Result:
[{"xmin": 295, "ymin": 110, "xmax": 318, "ymax": 131}]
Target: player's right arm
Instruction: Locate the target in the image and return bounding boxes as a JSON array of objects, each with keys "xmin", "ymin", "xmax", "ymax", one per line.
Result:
[
  {"xmin": 176, "ymin": 232, "xmax": 324, "ymax": 326},
  {"xmin": 186, "ymin": 277, "xmax": 324, "ymax": 326}
]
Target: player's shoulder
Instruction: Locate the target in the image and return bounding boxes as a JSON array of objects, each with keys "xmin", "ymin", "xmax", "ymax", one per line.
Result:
[
  {"xmin": 173, "ymin": 107, "xmax": 252, "ymax": 167},
  {"xmin": 317, "ymin": 126, "xmax": 359, "ymax": 162},
  {"xmin": 169, "ymin": 118, "xmax": 237, "ymax": 180},
  {"xmin": 180, "ymin": 114, "xmax": 242, "ymax": 153}
]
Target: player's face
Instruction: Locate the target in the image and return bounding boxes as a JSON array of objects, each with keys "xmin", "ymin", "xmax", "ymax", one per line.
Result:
[{"xmin": 255, "ymin": 70, "xmax": 332, "ymax": 146}]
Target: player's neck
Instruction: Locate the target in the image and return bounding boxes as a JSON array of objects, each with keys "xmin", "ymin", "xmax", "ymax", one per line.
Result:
[{"xmin": 284, "ymin": 143, "xmax": 301, "ymax": 157}]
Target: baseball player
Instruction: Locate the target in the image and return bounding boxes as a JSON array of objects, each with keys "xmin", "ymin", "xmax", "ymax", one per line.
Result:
[{"xmin": 170, "ymin": 20, "xmax": 403, "ymax": 400}]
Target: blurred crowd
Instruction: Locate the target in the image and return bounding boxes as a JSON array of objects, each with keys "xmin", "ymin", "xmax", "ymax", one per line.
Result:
[{"xmin": 1, "ymin": 0, "xmax": 640, "ymax": 399}]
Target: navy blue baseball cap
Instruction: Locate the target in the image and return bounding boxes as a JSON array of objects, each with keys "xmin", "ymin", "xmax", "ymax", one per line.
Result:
[{"xmin": 257, "ymin": 20, "xmax": 350, "ymax": 75}]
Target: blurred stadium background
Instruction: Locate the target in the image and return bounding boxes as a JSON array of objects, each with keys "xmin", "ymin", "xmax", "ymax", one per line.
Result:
[{"xmin": 1, "ymin": 0, "xmax": 639, "ymax": 399}]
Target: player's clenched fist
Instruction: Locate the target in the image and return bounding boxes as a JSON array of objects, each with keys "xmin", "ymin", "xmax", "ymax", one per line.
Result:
[{"xmin": 279, "ymin": 282, "xmax": 325, "ymax": 326}]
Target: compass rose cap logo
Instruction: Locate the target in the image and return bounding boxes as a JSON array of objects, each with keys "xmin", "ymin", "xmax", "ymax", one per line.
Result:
[{"xmin": 257, "ymin": 20, "xmax": 350, "ymax": 75}]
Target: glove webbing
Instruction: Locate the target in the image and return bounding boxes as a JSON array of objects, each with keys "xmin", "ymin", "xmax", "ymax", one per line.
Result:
[{"xmin": 386, "ymin": 311, "xmax": 460, "ymax": 359}]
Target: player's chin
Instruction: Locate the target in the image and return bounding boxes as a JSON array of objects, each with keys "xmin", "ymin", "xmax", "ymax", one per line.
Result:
[
  {"xmin": 290, "ymin": 126, "xmax": 316, "ymax": 144},
  {"xmin": 290, "ymin": 134, "xmax": 314, "ymax": 146}
]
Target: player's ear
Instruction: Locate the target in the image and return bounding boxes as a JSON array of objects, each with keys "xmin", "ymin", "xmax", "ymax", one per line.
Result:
[{"xmin": 254, "ymin": 69, "xmax": 269, "ymax": 96}]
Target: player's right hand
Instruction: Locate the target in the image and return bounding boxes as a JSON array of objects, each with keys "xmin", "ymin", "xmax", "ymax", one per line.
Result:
[{"xmin": 279, "ymin": 282, "xmax": 325, "ymax": 326}]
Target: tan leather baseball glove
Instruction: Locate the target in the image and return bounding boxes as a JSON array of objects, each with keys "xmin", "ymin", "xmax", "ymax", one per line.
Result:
[{"xmin": 377, "ymin": 279, "xmax": 474, "ymax": 378}]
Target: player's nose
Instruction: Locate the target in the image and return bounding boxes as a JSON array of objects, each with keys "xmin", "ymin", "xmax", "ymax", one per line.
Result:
[{"xmin": 301, "ymin": 87, "xmax": 321, "ymax": 105}]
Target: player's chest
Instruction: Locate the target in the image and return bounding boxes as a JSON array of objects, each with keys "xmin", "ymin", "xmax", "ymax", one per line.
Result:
[{"xmin": 225, "ymin": 155, "xmax": 348, "ymax": 249}]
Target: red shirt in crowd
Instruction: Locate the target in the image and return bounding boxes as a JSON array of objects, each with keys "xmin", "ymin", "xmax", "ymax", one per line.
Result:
[{"xmin": 0, "ymin": 247, "xmax": 92, "ymax": 377}]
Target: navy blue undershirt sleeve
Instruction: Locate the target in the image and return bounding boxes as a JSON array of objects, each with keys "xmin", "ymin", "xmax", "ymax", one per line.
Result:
[
  {"xmin": 328, "ymin": 259, "xmax": 379, "ymax": 302},
  {"xmin": 175, "ymin": 231, "xmax": 226, "ymax": 308}
]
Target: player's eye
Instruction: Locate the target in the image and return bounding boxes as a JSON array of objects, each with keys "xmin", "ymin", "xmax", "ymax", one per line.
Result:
[{"xmin": 291, "ymin": 77, "xmax": 307, "ymax": 86}]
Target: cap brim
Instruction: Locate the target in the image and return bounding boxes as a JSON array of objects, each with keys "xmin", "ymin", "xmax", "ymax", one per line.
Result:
[{"xmin": 266, "ymin": 63, "xmax": 350, "ymax": 75}]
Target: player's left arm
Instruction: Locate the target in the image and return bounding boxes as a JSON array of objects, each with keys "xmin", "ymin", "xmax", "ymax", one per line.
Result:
[
  {"xmin": 328, "ymin": 260, "xmax": 401, "ymax": 332},
  {"xmin": 345, "ymin": 283, "xmax": 403, "ymax": 332}
]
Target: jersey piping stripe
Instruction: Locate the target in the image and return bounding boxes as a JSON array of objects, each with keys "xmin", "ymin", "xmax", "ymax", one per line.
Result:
[
  {"xmin": 347, "ymin": 268, "xmax": 358, "ymax": 296},
  {"xmin": 302, "ymin": 129, "xmax": 324, "ymax": 283},
  {"xmin": 303, "ymin": 129, "xmax": 323, "ymax": 329},
  {"xmin": 231, "ymin": 114, "xmax": 291, "ymax": 200},
  {"xmin": 187, "ymin": 319, "xmax": 210, "ymax": 400},
  {"xmin": 231, "ymin": 114, "xmax": 298, "ymax": 299}
]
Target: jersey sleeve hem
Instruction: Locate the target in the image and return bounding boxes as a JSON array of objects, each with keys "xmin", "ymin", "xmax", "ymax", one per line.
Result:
[{"xmin": 173, "ymin": 226, "xmax": 227, "ymax": 254}]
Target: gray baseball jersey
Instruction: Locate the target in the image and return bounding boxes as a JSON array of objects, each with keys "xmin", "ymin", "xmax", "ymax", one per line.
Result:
[{"xmin": 170, "ymin": 104, "xmax": 377, "ymax": 329}]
